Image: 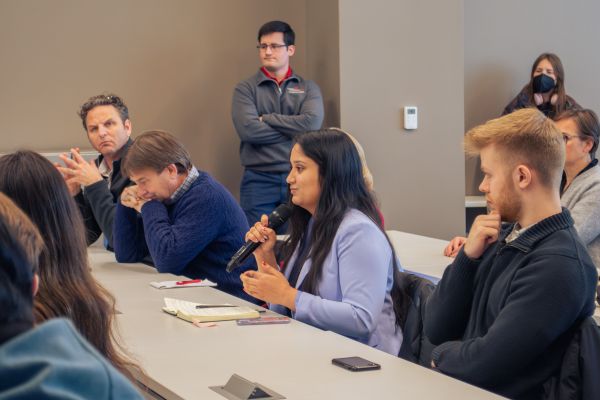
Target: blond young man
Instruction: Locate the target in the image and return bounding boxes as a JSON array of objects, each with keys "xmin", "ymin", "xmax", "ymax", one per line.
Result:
[{"xmin": 424, "ymin": 108, "xmax": 597, "ymax": 398}]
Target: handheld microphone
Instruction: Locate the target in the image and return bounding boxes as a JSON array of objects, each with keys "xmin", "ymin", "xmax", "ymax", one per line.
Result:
[{"xmin": 227, "ymin": 204, "xmax": 293, "ymax": 272}]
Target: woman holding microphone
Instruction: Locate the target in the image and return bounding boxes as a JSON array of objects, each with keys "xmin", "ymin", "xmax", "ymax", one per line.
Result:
[{"xmin": 240, "ymin": 129, "xmax": 405, "ymax": 355}]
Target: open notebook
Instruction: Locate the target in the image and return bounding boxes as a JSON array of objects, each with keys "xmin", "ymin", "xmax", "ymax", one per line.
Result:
[{"xmin": 162, "ymin": 297, "xmax": 260, "ymax": 323}]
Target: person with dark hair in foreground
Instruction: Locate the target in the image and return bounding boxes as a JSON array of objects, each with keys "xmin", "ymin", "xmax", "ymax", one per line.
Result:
[
  {"xmin": 425, "ymin": 109, "xmax": 597, "ymax": 398},
  {"xmin": 240, "ymin": 129, "xmax": 406, "ymax": 355},
  {"xmin": 0, "ymin": 193, "xmax": 142, "ymax": 399},
  {"xmin": 0, "ymin": 151, "xmax": 141, "ymax": 382}
]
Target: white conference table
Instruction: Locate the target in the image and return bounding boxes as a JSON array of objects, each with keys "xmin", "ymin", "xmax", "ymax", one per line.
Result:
[
  {"xmin": 386, "ymin": 230, "xmax": 453, "ymax": 283},
  {"xmin": 89, "ymin": 245, "xmax": 502, "ymax": 400}
]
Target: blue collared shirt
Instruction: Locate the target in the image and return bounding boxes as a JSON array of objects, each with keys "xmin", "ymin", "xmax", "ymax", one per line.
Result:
[{"xmin": 166, "ymin": 166, "xmax": 199, "ymax": 205}]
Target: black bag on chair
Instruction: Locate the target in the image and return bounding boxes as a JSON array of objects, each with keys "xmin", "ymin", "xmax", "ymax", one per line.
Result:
[
  {"xmin": 542, "ymin": 317, "xmax": 600, "ymax": 400},
  {"xmin": 397, "ymin": 272, "xmax": 436, "ymax": 367}
]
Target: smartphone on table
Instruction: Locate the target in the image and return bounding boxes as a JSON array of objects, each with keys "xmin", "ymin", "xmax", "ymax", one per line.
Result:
[{"xmin": 331, "ymin": 356, "xmax": 381, "ymax": 371}]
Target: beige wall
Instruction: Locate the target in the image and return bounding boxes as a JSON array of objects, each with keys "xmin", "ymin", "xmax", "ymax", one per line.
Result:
[
  {"xmin": 464, "ymin": 0, "xmax": 600, "ymax": 194},
  {"xmin": 306, "ymin": 0, "xmax": 340, "ymax": 128},
  {"xmin": 4, "ymin": 1, "xmax": 597, "ymax": 237},
  {"xmin": 0, "ymin": 0, "xmax": 310, "ymax": 196},
  {"xmin": 338, "ymin": 0, "xmax": 466, "ymax": 239}
]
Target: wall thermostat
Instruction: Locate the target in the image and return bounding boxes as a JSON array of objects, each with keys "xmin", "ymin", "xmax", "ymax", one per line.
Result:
[{"xmin": 404, "ymin": 106, "xmax": 418, "ymax": 130}]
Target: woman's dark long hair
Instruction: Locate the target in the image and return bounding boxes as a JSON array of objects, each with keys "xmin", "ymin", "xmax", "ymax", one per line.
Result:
[
  {"xmin": 0, "ymin": 203, "xmax": 36, "ymax": 331},
  {"xmin": 526, "ymin": 52, "xmax": 568, "ymax": 116},
  {"xmin": 0, "ymin": 151, "xmax": 141, "ymax": 383},
  {"xmin": 282, "ymin": 129, "xmax": 409, "ymax": 328}
]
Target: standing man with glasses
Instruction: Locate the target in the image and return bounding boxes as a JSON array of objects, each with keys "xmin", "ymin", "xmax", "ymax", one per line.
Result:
[{"xmin": 232, "ymin": 20, "xmax": 324, "ymax": 229}]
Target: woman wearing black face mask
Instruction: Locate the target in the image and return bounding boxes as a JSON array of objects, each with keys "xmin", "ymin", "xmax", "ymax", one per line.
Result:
[{"xmin": 502, "ymin": 52, "xmax": 579, "ymax": 119}]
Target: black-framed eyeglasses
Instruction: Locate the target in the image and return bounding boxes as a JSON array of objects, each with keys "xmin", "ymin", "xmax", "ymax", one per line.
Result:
[
  {"xmin": 257, "ymin": 43, "xmax": 288, "ymax": 51},
  {"xmin": 562, "ymin": 133, "xmax": 584, "ymax": 143}
]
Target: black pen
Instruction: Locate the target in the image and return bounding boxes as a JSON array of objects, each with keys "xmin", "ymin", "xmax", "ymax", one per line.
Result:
[
  {"xmin": 194, "ymin": 305, "xmax": 267, "ymax": 313},
  {"xmin": 195, "ymin": 304, "xmax": 238, "ymax": 309}
]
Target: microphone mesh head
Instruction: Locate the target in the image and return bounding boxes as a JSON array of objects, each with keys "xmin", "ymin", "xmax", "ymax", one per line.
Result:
[{"xmin": 269, "ymin": 204, "xmax": 293, "ymax": 229}]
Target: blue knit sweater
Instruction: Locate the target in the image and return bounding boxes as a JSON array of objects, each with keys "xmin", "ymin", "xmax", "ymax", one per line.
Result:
[{"xmin": 113, "ymin": 171, "xmax": 255, "ymax": 300}]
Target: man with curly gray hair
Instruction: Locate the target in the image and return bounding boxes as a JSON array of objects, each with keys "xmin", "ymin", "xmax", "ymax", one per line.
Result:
[{"xmin": 56, "ymin": 93, "xmax": 133, "ymax": 250}]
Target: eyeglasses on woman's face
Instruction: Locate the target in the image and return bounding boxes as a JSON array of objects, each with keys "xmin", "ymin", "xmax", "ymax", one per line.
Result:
[{"xmin": 562, "ymin": 133, "xmax": 584, "ymax": 143}]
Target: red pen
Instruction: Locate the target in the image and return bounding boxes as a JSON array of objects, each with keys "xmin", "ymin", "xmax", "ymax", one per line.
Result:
[{"xmin": 175, "ymin": 279, "xmax": 202, "ymax": 285}]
